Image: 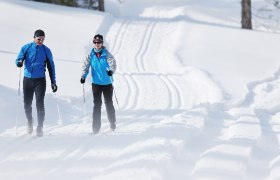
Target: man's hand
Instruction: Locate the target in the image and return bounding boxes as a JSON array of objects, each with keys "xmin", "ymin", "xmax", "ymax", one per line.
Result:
[
  {"xmin": 51, "ymin": 84, "xmax": 58, "ymax": 93},
  {"xmin": 17, "ymin": 61, "xmax": 23, "ymax": 68}
]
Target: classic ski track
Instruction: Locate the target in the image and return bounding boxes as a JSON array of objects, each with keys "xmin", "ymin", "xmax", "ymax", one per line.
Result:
[
  {"xmin": 139, "ymin": 21, "xmax": 157, "ymax": 72},
  {"xmin": 110, "ymin": 20, "xmax": 129, "ymax": 56},
  {"xmin": 108, "ymin": 20, "xmax": 130, "ymax": 73},
  {"xmin": 159, "ymin": 74, "xmax": 182, "ymax": 109},
  {"xmin": 125, "ymin": 74, "xmax": 139, "ymax": 110},
  {"xmin": 114, "ymin": 21, "xmax": 130, "ymax": 58},
  {"xmin": 169, "ymin": 74, "xmax": 190, "ymax": 109},
  {"xmin": 156, "ymin": 74, "xmax": 174, "ymax": 109},
  {"xmin": 135, "ymin": 21, "xmax": 156, "ymax": 72},
  {"xmin": 117, "ymin": 73, "xmax": 132, "ymax": 110},
  {"xmin": 108, "ymin": 20, "xmax": 122, "ymax": 54},
  {"xmin": 169, "ymin": 75, "xmax": 183, "ymax": 109},
  {"xmin": 118, "ymin": 72, "xmax": 185, "ymax": 110}
]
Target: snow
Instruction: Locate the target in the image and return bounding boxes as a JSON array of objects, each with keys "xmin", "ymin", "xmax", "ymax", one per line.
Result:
[{"xmin": 0, "ymin": 0, "xmax": 280, "ymax": 179}]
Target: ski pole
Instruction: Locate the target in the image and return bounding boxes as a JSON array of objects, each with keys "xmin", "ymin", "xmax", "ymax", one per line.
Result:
[
  {"xmin": 82, "ymin": 84, "xmax": 87, "ymax": 124},
  {"xmin": 107, "ymin": 67, "xmax": 120, "ymax": 110},
  {"xmin": 112, "ymin": 83, "xmax": 120, "ymax": 110},
  {"xmin": 55, "ymin": 92, "xmax": 62, "ymax": 125},
  {"xmin": 15, "ymin": 68, "xmax": 22, "ymax": 136},
  {"xmin": 110, "ymin": 76, "xmax": 120, "ymax": 110}
]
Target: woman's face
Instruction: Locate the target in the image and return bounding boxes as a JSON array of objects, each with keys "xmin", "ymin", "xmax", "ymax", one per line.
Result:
[{"xmin": 93, "ymin": 41, "xmax": 102, "ymax": 50}]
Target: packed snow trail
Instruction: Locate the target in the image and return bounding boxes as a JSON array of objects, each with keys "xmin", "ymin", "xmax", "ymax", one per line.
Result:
[{"xmin": 1, "ymin": 0, "xmax": 280, "ymax": 180}]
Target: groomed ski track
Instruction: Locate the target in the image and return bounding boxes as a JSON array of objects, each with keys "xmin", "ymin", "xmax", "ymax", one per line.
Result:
[{"xmin": 0, "ymin": 1, "xmax": 280, "ymax": 180}]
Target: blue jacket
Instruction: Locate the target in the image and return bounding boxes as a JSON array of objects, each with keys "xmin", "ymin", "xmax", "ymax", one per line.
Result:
[
  {"xmin": 81, "ymin": 47, "xmax": 116, "ymax": 85},
  {"xmin": 16, "ymin": 42, "xmax": 56, "ymax": 84}
]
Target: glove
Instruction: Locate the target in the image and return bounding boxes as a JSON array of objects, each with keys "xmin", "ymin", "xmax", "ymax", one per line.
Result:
[
  {"xmin": 51, "ymin": 84, "xmax": 58, "ymax": 93},
  {"xmin": 17, "ymin": 61, "xmax": 23, "ymax": 68},
  {"xmin": 107, "ymin": 70, "xmax": 113, "ymax": 76},
  {"xmin": 80, "ymin": 78, "xmax": 85, "ymax": 84}
]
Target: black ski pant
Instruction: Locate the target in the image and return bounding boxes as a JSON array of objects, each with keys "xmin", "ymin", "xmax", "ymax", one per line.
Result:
[
  {"xmin": 92, "ymin": 83, "xmax": 116, "ymax": 133},
  {"xmin": 23, "ymin": 77, "xmax": 46, "ymax": 128}
]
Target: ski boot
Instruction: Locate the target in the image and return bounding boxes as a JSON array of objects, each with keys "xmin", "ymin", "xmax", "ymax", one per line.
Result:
[
  {"xmin": 27, "ymin": 119, "xmax": 33, "ymax": 134},
  {"xmin": 36, "ymin": 126, "xmax": 43, "ymax": 137}
]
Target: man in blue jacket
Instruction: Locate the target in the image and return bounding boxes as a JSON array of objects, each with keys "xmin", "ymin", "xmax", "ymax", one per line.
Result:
[
  {"xmin": 81, "ymin": 34, "xmax": 117, "ymax": 134},
  {"xmin": 16, "ymin": 29, "xmax": 57, "ymax": 137}
]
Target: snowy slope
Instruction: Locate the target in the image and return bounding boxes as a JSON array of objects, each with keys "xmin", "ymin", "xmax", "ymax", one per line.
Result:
[{"xmin": 0, "ymin": 0, "xmax": 280, "ymax": 180}]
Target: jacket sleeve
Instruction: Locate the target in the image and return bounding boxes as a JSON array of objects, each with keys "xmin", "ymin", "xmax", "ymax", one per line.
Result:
[
  {"xmin": 106, "ymin": 50, "xmax": 117, "ymax": 73},
  {"xmin": 81, "ymin": 54, "xmax": 91, "ymax": 79},
  {"xmin": 45, "ymin": 47, "xmax": 56, "ymax": 84},
  {"xmin": 15, "ymin": 44, "xmax": 29, "ymax": 65}
]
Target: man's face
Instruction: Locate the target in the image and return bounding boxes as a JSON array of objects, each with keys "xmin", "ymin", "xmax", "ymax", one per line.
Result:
[{"xmin": 34, "ymin": 36, "xmax": 45, "ymax": 46}]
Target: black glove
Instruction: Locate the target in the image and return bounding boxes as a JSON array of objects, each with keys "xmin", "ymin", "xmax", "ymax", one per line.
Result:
[
  {"xmin": 17, "ymin": 61, "xmax": 23, "ymax": 68},
  {"xmin": 51, "ymin": 84, "xmax": 58, "ymax": 93},
  {"xmin": 107, "ymin": 70, "xmax": 113, "ymax": 76},
  {"xmin": 80, "ymin": 78, "xmax": 85, "ymax": 84}
]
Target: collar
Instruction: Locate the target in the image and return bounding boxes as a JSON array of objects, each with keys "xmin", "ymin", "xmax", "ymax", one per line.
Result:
[{"xmin": 93, "ymin": 48, "xmax": 103, "ymax": 53}]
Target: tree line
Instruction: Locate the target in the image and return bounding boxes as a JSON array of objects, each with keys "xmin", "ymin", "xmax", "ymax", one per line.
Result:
[
  {"xmin": 33, "ymin": 0, "xmax": 280, "ymax": 31},
  {"xmin": 33, "ymin": 0, "xmax": 105, "ymax": 11}
]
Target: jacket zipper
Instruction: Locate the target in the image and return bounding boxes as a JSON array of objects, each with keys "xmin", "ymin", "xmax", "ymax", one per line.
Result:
[{"xmin": 31, "ymin": 45, "xmax": 38, "ymax": 78}]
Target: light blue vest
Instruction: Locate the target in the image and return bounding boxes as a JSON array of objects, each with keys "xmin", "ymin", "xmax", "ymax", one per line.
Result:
[{"xmin": 90, "ymin": 49, "xmax": 112, "ymax": 85}]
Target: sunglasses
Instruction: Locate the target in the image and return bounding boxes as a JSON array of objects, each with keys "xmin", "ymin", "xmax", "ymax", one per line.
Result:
[
  {"xmin": 36, "ymin": 37, "xmax": 45, "ymax": 41},
  {"xmin": 93, "ymin": 41, "xmax": 102, "ymax": 44}
]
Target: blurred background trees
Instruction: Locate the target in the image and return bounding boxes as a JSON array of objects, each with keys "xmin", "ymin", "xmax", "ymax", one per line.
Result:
[
  {"xmin": 33, "ymin": 0, "xmax": 103, "ymax": 11},
  {"xmin": 30, "ymin": 0, "xmax": 280, "ymax": 32}
]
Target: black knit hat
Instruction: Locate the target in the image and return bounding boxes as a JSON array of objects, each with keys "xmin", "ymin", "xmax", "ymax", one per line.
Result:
[
  {"xmin": 93, "ymin": 34, "xmax": 103, "ymax": 43},
  {"xmin": 34, "ymin": 29, "xmax": 45, "ymax": 38}
]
